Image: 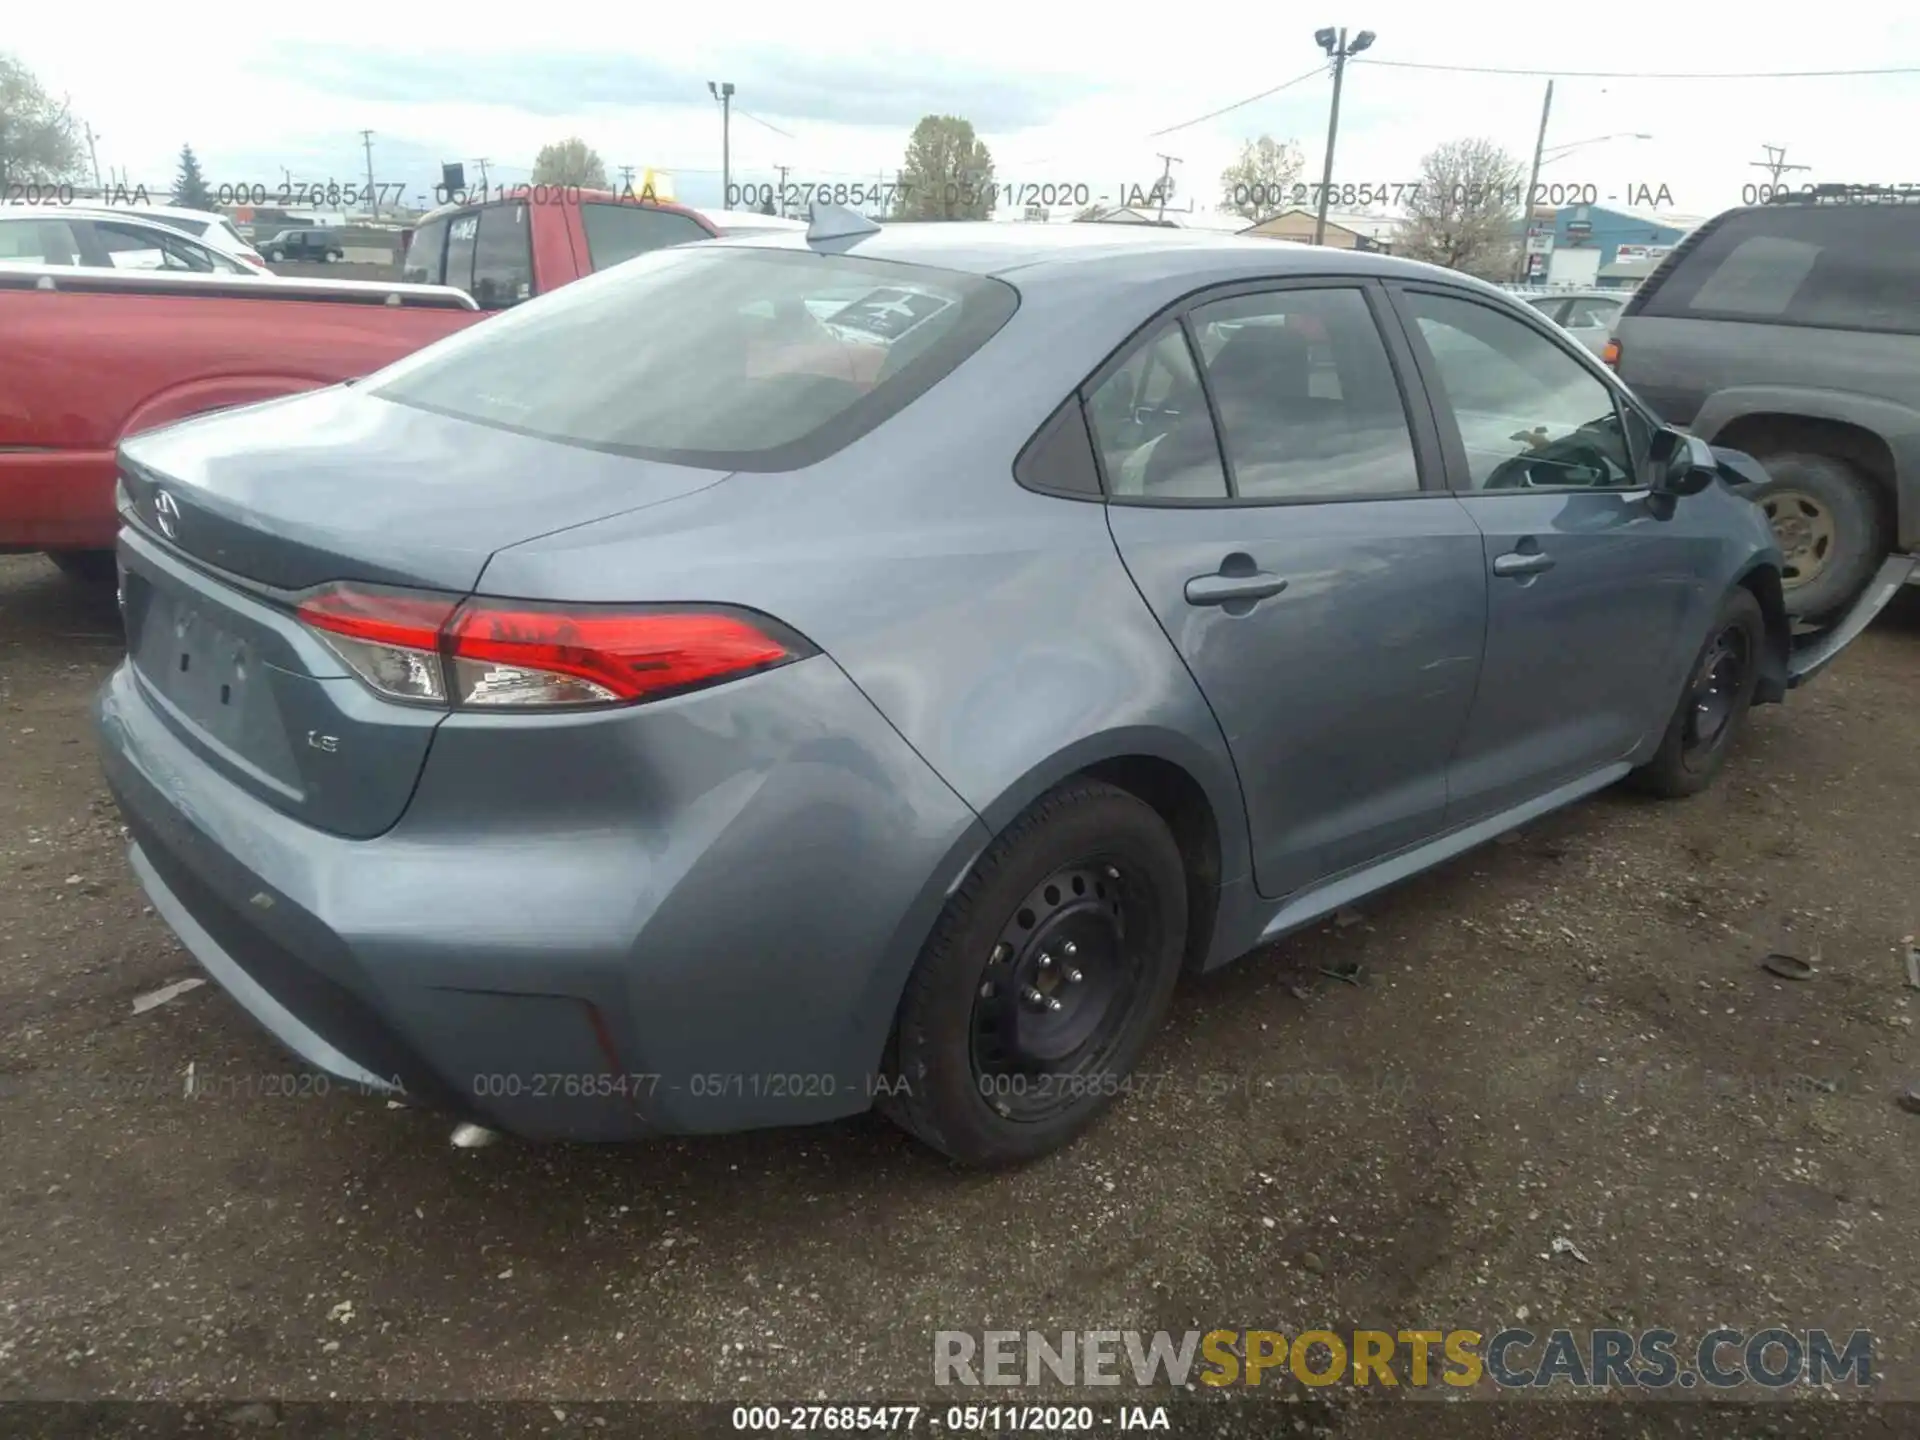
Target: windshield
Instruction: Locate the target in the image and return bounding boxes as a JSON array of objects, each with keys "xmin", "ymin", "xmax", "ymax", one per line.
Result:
[{"xmin": 370, "ymin": 245, "xmax": 1018, "ymax": 471}]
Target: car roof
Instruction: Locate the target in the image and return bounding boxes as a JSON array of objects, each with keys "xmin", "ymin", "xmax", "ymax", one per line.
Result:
[
  {"xmin": 0, "ymin": 204, "xmax": 213, "ymax": 240},
  {"xmin": 711, "ymin": 220, "xmax": 1501, "ymax": 292},
  {"xmin": 705, "ymin": 210, "xmax": 808, "ymax": 232},
  {"xmin": 411, "ymin": 187, "xmax": 712, "ymax": 230},
  {"xmin": 1508, "ymin": 287, "xmax": 1626, "ymax": 301}
]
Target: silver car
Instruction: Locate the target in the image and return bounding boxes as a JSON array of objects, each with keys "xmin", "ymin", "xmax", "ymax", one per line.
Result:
[
  {"xmin": 95, "ymin": 216, "xmax": 1904, "ymax": 1168},
  {"xmin": 1515, "ymin": 286, "xmax": 1629, "ymax": 356}
]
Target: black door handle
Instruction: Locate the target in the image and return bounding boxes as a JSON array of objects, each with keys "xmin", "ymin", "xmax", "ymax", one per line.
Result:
[{"xmin": 1185, "ymin": 571, "xmax": 1289, "ymax": 606}]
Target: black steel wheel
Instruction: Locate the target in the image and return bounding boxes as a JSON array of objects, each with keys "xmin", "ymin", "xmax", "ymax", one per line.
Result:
[
  {"xmin": 968, "ymin": 858, "xmax": 1148, "ymax": 1123},
  {"xmin": 883, "ymin": 779, "xmax": 1187, "ymax": 1167},
  {"xmin": 1681, "ymin": 623, "xmax": 1751, "ymax": 763},
  {"xmin": 1630, "ymin": 587, "xmax": 1765, "ymax": 799}
]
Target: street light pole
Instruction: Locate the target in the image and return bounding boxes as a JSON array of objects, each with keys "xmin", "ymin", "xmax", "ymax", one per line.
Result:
[
  {"xmin": 1312, "ymin": 27, "xmax": 1374, "ymax": 246},
  {"xmin": 708, "ymin": 81, "xmax": 736, "ymax": 207},
  {"xmin": 1153, "ymin": 153, "xmax": 1182, "ymax": 222}
]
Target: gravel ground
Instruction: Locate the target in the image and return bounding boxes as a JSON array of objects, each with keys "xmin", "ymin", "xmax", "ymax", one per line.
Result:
[{"xmin": 2, "ymin": 552, "xmax": 1916, "ymax": 1437}]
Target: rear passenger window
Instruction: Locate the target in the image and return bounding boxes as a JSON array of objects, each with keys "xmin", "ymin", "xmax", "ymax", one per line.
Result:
[
  {"xmin": 581, "ymin": 203, "xmax": 713, "ymax": 270},
  {"xmin": 443, "ymin": 212, "xmax": 480, "ymax": 295},
  {"xmin": 1190, "ymin": 288, "xmax": 1419, "ymax": 500},
  {"xmin": 1641, "ymin": 204, "xmax": 1920, "ymax": 333},
  {"xmin": 403, "ymin": 218, "xmax": 448, "ymax": 285},
  {"xmin": 471, "ymin": 203, "xmax": 533, "ymax": 310},
  {"xmin": 1085, "ymin": 325, "xmax": 1228, "ymax": 500}
]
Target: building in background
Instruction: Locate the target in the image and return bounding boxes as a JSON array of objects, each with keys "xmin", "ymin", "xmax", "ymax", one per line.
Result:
[
  {"xmin": 1528, "ymin": 203, "xmax": 1703, "ymax": 289},
  {"xmin": 1240, "ymin": 208, "xmax": 1400, "ymax": 251}
]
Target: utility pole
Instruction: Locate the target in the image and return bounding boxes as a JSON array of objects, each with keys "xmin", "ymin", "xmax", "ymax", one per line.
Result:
[
  {"xmin": 708, "ymin": 81, "xmax": 736, "ymax": 207},
  {"xmin": 471, "ymin": 157, "xmax": 492, "ymax": 194},
  {"xmin": 360, "ymin": 129, "xmax": 378, "ymax": 217},
  {"xmin": 1312, "ymin": 27, "xmax": 1376, "ymax": 246},
  {"xmin": 1152, "ymin": 154, "xmax": 1182, "ymax": 222},
  {"xmin": 1751, "ymin": 144, "xmax": 1810, "ymax": 189},
  {"xmin": 776, "ymin": 163, "xmax": 790, "ymax": 216},
  {"xmin": 83, "ymin": 123, "xmax": 103, "ymax": 193},
  {"xmin": 618, "ymin": 164, "xmax": 635, "ymax": 196},
  {"xmin": 1515, "ymin": 79, "xmax": 1555, "ymax": 282}
]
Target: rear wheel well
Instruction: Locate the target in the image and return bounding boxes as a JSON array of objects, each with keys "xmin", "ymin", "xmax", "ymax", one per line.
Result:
[
  {"xmin": 1738, "ymin": 564, "xmax": 1791, "ymax": 704},
  {"xmin": 1079, "ymin": 755, "xmax": 1221, "ymax": 973},
  {"xmin": 1710, "ymin": 412, "xmax": 1898, "ymax": 538}
]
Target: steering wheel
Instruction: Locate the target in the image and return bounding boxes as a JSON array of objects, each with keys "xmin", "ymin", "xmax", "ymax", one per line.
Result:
[{"xmin": 1485, "ymin": 438, "xmax": 1617, "ymax": 491}]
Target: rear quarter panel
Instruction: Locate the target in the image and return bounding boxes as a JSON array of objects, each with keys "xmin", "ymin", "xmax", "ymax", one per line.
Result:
[{"xmin": 477, "ymin": 261, "xmax": 1270, "ymax": 1012}]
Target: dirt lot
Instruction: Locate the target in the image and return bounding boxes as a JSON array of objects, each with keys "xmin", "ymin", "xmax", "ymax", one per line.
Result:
[{"xmin": 2, "ymin": 551, "xmax": 1917, "ymax": 1436}]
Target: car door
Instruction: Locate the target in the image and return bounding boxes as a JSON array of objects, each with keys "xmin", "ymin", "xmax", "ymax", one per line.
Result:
[
  {"xmin": 1099, "ymin": 281, "xmax": 1489, "ymax": 900},
  {"xmin": 1387, "ymin": 285, "xmax": 1702, "ymax": 825}
]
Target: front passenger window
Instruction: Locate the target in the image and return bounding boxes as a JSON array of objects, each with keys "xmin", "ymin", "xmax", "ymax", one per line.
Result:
[
  {"xmin": 1406, "ymin": 291, "xmax": 1636, "ymax": 492},
  {"xmin": 1085, "ymin": 325, "xmax": 1228, "ymax": 499},
  {"xmin": 1191, "ymin": 287, "xmax": 1419, "ymax": 499}
]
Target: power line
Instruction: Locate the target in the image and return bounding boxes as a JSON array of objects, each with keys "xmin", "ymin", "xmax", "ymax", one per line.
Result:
[
  {"xmin": 1353, "ymin": 58, "xmax": 1920, "ymax": 79},
  {"xmin": 1148, "ymin": 63, "xmax": 1329, "ymax": 138},
  {"xmin": 736, "ymin": 109, "xmax": 796, "ymax": 140}
]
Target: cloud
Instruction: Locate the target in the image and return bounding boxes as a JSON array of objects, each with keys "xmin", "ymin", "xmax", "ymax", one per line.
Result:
[{"xmin": 260, "ymin": 43, "xmax": 1094, "ymax": 132}]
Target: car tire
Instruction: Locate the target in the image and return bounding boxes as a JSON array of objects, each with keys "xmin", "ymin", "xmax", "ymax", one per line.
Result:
[
  {"xmin": 268, "ymin": 248, "xmax": 284, "ymax": 262},
  {"xmin": 881, "ymin": 779, "xmax": 1187, "ymax": 1168},
  {"xmin": 1628, "ymin": 587, "xmax": 1765, "ymax": 800},
  {"xmin": 1746, "ymin": 451, "xmax": 1885, "ymax": 623},
  {"xmin": 47, "ymin": 550, "xmax": 117, "ymax": 586}
]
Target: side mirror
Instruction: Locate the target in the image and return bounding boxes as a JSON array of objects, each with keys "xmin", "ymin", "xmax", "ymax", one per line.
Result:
[{"xmin": 1647, "ymin": 427, "xmax": 1719, "ymax": 512}]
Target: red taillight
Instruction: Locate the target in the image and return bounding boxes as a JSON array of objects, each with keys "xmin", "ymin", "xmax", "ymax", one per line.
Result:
[
  {"xmin": 447, "ymin": 605, "xmax": 795, "ymax": 705},
  {"xmin": 1601, "ymin": 338, "xmax": 1621, "ymax": 370},
  {"xmin": 296, "ymin": 584, "xmax": 808, "ymax": 711}
]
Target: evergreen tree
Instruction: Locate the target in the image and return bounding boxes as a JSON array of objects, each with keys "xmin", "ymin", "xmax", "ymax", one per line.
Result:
[{"xmin": 171, "ymin": 144, "xmax": 213, "ymax": 210}]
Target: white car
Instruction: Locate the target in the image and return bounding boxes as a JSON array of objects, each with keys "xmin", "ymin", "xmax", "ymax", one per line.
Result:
[
  {"xmin": 703, "ymin": 209, "xmax": 810, "ymax": 238},
  {"xmin": 0, "ymin": 208, "xmax": 267, "ymax": 276},
  {"xmin": 111, "ymin": 203, "xmax": 269, "ymax": 270}
]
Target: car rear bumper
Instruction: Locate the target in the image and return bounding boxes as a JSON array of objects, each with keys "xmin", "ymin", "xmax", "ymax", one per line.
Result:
[
  {"xmin": 0, "ymin": 451, "xmax": 118, "ymax": 550},
  {"xmin": 96, "ymin": 653, "xmax": 989, "ymax": 1142}
]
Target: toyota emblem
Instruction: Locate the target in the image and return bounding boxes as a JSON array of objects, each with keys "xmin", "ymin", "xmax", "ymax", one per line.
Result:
[{"xmin": 154, "ymin": 490, "xmax": 181, "ymax": 540}]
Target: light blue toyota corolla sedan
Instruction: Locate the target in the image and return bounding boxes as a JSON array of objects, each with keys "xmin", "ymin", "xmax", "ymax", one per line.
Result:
[{"xmin": 95, "ymin": 209, "xmax": 1910, "ymax": 1167}]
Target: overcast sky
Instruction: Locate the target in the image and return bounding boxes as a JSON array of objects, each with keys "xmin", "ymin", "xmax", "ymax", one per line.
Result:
[{"xmin": 10, "ymin": 2, "xmax": 1919, "ymax": 218}]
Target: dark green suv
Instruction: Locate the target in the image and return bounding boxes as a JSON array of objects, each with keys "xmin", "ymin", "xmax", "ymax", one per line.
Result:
[{"xmin": 261, "ymin": 228, "xmax": 344, "ymax": 263}]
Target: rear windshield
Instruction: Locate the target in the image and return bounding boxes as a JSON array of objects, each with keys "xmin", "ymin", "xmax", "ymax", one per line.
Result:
[
  {"xmin": 369, "ymin": 246, "xmax": 1018, "ymax": 471},
  {"xmin": 580, "ymin": 202, "xmax": 714, "ymax": 269},
  {"xmin": 1639, "ymin": 204, "xmax": 1920, "ymax": 334}
]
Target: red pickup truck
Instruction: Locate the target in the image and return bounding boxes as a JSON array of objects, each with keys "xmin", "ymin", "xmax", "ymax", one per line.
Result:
[{"xmin": 2, "ymin": 189, "xmax": 724, "ymax": 574}]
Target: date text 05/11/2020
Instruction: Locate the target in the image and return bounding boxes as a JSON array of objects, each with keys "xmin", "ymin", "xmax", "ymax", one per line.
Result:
[
  {"xmin": 725, "ymin": 181, "xmax": 1181, "ymax": 212},
  {"xmin": 1226, "ymin": 181, "xmax": 1681, "ymax": 210}
]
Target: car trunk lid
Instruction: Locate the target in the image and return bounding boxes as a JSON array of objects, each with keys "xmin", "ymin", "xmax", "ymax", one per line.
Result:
[
  {"xmin": 114, "ymin": 387, "xmax": 733, "ymax": 837},
  {"xmin": 117, "ymin": 385, "xmax": 733, "ymax": 594}
]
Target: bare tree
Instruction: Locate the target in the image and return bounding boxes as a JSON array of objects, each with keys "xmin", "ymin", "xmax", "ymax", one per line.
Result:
[
  {"xmin": 1219, "ymin": 136, "xmax": 1306, "ymax": 222},
  {"xmin": 0, "ymin": 54, "xmax": 85, "ymax": 188},
  {"xmin": 1396, "ymin": 137, "xmax": 1525, "ymax": 280}
]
